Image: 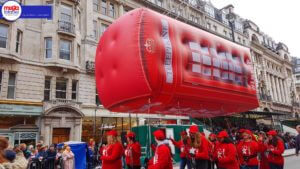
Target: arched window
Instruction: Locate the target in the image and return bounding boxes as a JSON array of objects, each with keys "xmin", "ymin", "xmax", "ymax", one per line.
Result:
[
  {"xmin": 284, "ymin": 54, "xmax": 289, "ymax": 60},
  {"xmin": 263, "ymin": 108, "xmax": 270, "ymax": 112},
  {"xmin": 251, "ymin": 34, "xmax": 259, "ymax": 43}
]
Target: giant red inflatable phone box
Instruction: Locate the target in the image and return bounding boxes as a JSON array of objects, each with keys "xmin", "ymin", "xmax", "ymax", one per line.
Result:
[{"xmin": 95, "ymin": 8, "xmax": 259, "ymax": 117}]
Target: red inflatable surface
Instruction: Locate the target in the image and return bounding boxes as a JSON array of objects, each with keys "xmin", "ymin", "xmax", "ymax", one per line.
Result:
[{"xmin": 95, "ymin": 8, "xmax": 259, "ymax": 117}]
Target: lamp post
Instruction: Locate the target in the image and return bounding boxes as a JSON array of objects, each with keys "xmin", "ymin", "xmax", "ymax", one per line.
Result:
[
  {"xmin": 94, "ymin": 102, "xmax": 100, "ymax": 140},
  {"xmin": 227, "ymin": 11, "xmax": 236, "ymax": 42}
]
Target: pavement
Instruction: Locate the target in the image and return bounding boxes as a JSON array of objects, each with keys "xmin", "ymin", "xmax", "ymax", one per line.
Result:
[{"xmin": 172, "ymin": 149, "xmax": 297, "ymax": 169}]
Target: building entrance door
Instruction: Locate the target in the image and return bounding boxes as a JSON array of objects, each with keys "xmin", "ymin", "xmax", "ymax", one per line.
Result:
[{"xmin": 52, "ymin": 128, "xmax": 70, "ymax": 144}]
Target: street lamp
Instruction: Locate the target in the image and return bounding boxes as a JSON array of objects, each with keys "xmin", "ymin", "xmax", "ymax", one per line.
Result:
[{"xmin": 226, "ymin": 11, "xmax": 236, "ymax": 42}]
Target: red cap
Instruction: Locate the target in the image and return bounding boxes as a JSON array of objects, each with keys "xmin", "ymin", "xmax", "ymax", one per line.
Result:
[
  {"xmin": 217, "ymin": 130, "xmax": 229, "ymax": 138},
  {"xmin": 153, "ymin": 130, "xmax": 165, "ymax": 140},
  {"xmin": 126, "ymin": 131, "xmax": 136, "ymax": 138},
  {"xmin": 243, "ymin": 129, "xmax": 253, "ymax": 135},
  {"xmin": 180, "ymin": 131, "xmax": 187, "ymax": 136},
  {"xmin": 189, "ymin": 125, "xmax": 199, "ymax": 134},
  {"xmin": 209, "ymin": 133, "xmax": 217, "ymax": 138},
  {"xmin": 267, "ymin": 130, "xmax": 277, "ymax": 136},
  {"xmin": 106, "ymin": 130, "xmax": 118, "ymax": 137},
  {"xmin": 239, "ymin": 129, "xmax": 246, "ymax": 133}
]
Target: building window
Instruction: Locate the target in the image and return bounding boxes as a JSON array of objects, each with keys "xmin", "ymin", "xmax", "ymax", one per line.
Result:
[
  {"xmin": 101, "ymin": 23, "xmax": 108, "ymax": 36},
  {"xmin": 243, "ymin": 39, "xmax": 245, "ymax": 45},
  {"xmin": 56, "ymin": 78, "xmax": 67, "ymax": 99},
  {"xmin": 156, "ymin": 0, "xmax": 163, "ymax": 7},
  {"xmin": 0, "ymin": 71, "xmax": 2, "ymax": 93},
  {"xmin": 93, "ymin": 0, "xmax": 99, "ymax": 11},
  {"xmin": 0, "ymin": 24, "xmax": 8, "ymax": 48},
  {"xmin": 204, "ymin": 4, "xmax": 215, "ymax": 18},
  {"xmin": 223, "ymin": 30, "xmax": 227, "ymax": 36},
  {"xmin": 78, "ymin": 10, "xmax": 81, "ymax": 31},
  {"xmin": 238, "ymin": 37, "xmax": 241, "ymax": 43},
  {"xmin": 15, "ymin": 30, "xmax": 22, "ymax": 53},
  {"xmin": 7, "ymin": 72, "xmax": 16, "ymax": 99},
  {"xmin": 45, "ymin": 37, "xmax": 52, "ymax": 59},
  {"xmin": 207, "ymin": 23, "xmax": 211, "ymax": 29},
  {"xmin": 101, "ymin": 0, "xmax": 107, "ymax": 15},
  {"xmin": 213, "ymin": 25, "xmax": 217, "ymax": 32},
  {"xmin": 229, "ymin": 33, "xmax": 233, "ymax": 39},
  {"xmin": 44, "ymin": 76, "xmax": 51, "ymax": 101},
  {"xmin": 60, "ymin": 4, "xmax": 72, "ymax": 23},
  {"xmin": 59, "ymin": 4, "xmax": 73, "ymax": 33},
  {"xmin": 77, "ymin": 44, "xmax": 81, "ymax": 65},
  {"xmin": 297, "ymin": 76, "xmax": 300, "ymax": 81},
  {"xmin": 108, "ymin": 3, "xmax": 114, "ymax": 18},
  {"xmin": 190, "ymin": 14, "xmax": 194, "ymax": 21},
  {"xmin": 59, "ymin": 39, "xmax": 71, "ymax": 60},
  {"xmin": 72, "ymin": 80, "xmax": 78, "ymax": 100},
  {"xmin": 93, "ymin": 20, "xmax": 97, "ymax": 39}
]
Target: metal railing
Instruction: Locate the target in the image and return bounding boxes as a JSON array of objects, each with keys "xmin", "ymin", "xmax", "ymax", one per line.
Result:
[{"xmin": 58, "ymin": 21, "xmax": 75, "ymax": 34}]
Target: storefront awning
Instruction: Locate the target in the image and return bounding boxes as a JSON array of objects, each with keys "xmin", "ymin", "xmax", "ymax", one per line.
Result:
[{"xmin": 0, "ymin": 104, "xmax": 42, "ymax": 116}]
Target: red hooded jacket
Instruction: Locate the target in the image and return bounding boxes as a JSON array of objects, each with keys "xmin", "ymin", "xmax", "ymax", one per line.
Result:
[
  {"xmin": 148, "ymin": 143, "xmax": 173, "ymax": 169},
  {"xmin": 257, "ymin": 141, "xmax": 270, "ymax": 169},
  {"xmin": 170, "ymin": 139, "xmax": 190, "ymax": 158},
  {"xmin": 214, "ymin": 143, "xmax": 239, "ymax": 169},
  {"xmin": 193, "ymin": 135, "xmax": 210, "ymax": 160},
  {"xmin": 101, "ymin": 142, "xmax": 124, "ymax": 169},
  {"xmin": 237, "ymin": 140, "xmax": 259, "ymax": 166},
  {"xmin": 266, "ymin": 140, "xmax": 285, "ymax": 166},
  {"xmin": 125, "ymin": 142, "xmax": 141, "ymax": 167}
]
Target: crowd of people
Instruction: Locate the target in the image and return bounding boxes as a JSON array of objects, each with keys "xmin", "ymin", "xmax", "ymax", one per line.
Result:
[
  {"xmin": 0, "ymin": 124, "xmax": 299, "ymax": 169},
  {"xmin": 99, "ymin": 125, "xmax": 300, "ymax": 169},
  {"xmin": 0, "ymin": 138, "xmax": 75, "ymax": 169}
]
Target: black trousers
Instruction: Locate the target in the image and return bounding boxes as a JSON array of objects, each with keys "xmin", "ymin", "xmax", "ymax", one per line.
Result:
[
  {"xmin": 207, "ymin": 160, "xmax": 215, "ymax": 169},
  {"xmin": 195, "ymin": 159, "xmax": 208, "ymax": 169},
  {"xmin": 127, "ymin": 165, "xmax": 141, "ymax": 169}
]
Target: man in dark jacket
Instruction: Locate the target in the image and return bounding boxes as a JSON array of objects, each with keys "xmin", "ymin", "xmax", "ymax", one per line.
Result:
[
  {"xmin": 296, "ymin": 125, "xmax": 300, "ymax": 156},
  {"xmin": 20, "ymin": 143, "xmax": 31, "ymax": 159},
  {"xmin": 46, "ymin": 144, "xmax": 57, "ymax": 169}
]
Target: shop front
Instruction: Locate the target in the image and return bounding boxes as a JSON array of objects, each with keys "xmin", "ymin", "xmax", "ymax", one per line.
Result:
[
  {"xmin": 0, "ymin": 103, "xmax": 42, "ymax": 146},
  {"xmin": 81, "ymin": 107, "xmax": 190, "ymax": 143}
]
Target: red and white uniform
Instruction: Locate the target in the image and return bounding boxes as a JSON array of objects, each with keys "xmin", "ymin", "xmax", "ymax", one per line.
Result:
[
  {"xmin": 193, "ymin": 135, "xmax": 210, "ymax": 160},
  {"xmin": 237, "ymin": 140, "xmax": 259, "ymax": 166},
  {"xmin": 148, "ymin": 143, "xmax": 173, "ymax": 169},
  {"xmin": 214, "ymin": 143, "xmax": 239, "ymax": 169},
  {"xmin": 170, "ymin": 139, "xmax": 190, "ymax": 158},
  {"xmin": 125, "ymin": 142, "xmax": 141, "ymax": 167},
  {"xmin": 101, "ymin": 142, "xmax": 124, "ymax": 169},
  {"xmin": 258, "ymin": 141, "xmax": 270, "ymax": 169},
  {"xmin": 266, "ymin": 140, "xmax": 285, "ymax": 166}
]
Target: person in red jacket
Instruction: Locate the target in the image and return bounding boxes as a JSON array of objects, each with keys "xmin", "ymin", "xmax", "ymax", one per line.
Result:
[
  {"xmin": 208, "ymin": 133, "xmax": 218, "ymax": 169},
  {"xmin": 265, "ymin": 130, "xmax": 284, "ymax": 169},
  {"xmin": 148, "ymin": 129, "xmax": 173, "ymax": 169},
  {"xmin": 125, "ymin": 131, "xmax": 142, "ymax": 169},
  {"xmin": 214, "ymin": 130, "xmax": 239, "ymax": 169},
  {"xmin": 101, "ymin": 130, "xmax": 124, "ymax": 169},
  {"xmin": 237, "ymin": 129, "xmax": 259, "ymax": 169},
  {"xmin": 257, "ymin": 131, "xmax": 270, "ymax": 169},
  {"xmin": 189, "ymin": 125, "xmax": 209, "ymax": 169},
  {"xmin": 170, "ymin": 131, "xmax": 191, "ymax": 169}
]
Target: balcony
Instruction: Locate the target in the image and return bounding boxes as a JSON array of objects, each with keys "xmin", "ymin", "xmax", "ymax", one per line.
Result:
[
  {"xmin": 57, "ymin": 21, "xmax": 75, "ymax": 37},
  {"xmin": 86, "ymin": 61, "xmax": 95, "ymax": 73},
  {"xmin": 43, "ymin": 99, "xmax": 82, "ymax": 112},
  {"xmin": 259, "ymin": 93, "xmax": 272, "ymax": 102}
]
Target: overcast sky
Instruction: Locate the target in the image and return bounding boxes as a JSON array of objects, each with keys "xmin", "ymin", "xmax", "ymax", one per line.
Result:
[{"xmin": 210, "ymin": 0, "xmax": 300, "ymax": 57}]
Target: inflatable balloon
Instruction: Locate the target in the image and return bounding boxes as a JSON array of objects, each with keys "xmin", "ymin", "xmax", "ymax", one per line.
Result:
[{"xmin": 95, "ymin": 8, "xmax": 259, "ymax": 117}]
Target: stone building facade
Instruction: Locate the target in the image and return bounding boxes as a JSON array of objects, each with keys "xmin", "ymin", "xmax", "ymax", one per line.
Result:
[{"xmin": 0, "ymin": 0, "xmax": 298, "ymax": 145}]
